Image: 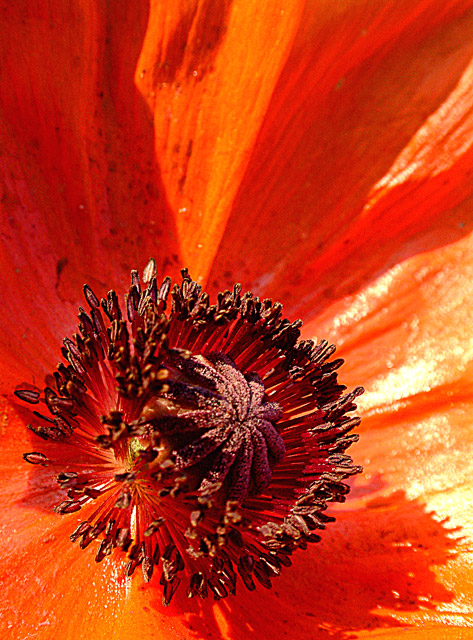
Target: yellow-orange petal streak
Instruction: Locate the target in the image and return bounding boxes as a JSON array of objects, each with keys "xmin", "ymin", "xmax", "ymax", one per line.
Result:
[
  {"xmin": 313, "ymin": 230, "xmax": 473, "ymax": 399},
  {"xmin": 297, "ymin": 231, "xmax": 473, "ymax": 634},
  {"xmin": 136, "ymin": 0, "xmax": 305, "ymax": 280}
]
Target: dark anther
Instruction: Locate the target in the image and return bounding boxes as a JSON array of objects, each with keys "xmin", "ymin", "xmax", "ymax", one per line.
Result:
[
  {"xmin": 142, "ymin": 557, "xmax": 154, "ymax": 582},
  {"xmin": 144, "ymin": 518, "xmax": 165, "ymax": 536},
  {"xmin": 70, "ymin": 521, "xmax": 91, "ymax": 543},
  {"xmin": 114, "ymin": 472, "xmax": 136, "ymax": 482},
  {"xmin": 143, "ymin": 258, "xmax": 157, "ymax": 283},
  {"xmin": 83, "ymin": 284, "xmax": 100, "ymax": 308},
  {"xmin": 115, "ymin": 492, "xmax": 132, "ymax": 509},
  {"xmin": 162, "ymin": 577, "xmax": 181, "ymax": 607},
  {"xmin": 23, "ymin": 452, "xmax": 49, "ymax": 466},
  {"xmin": 54, "ymin": 500, "xmax": 82, "ymax": 515},
  {"xmin": 57, "ymin": 471, "xmax": 78, "ymax": 484},
  {"xmin": 95, "ymin": 539, "xmax": 113, "ymax": 563},
  {"xmin": 188, "ymin": 572, "xmax": 208, "ymax": 599},
  {"xmin": 14, "ymin": 389, "xmax": 40, "ymax": 404}
]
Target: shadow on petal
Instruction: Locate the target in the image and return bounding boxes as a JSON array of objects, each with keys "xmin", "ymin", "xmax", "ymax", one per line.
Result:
[
  {"xmin": 14, "ymin": 390, "xmax": 459, "ymax": 640},
  {"xmin": 150, "ymin": 481, "xmax": 459, "ymax": 639},
  {"xmin": 10, "ymin": 376, "xmax": 461, "ymax": 638},
  {"xmin": 0, "ymin": 2, "xmax": 182, "ymax": 393}
]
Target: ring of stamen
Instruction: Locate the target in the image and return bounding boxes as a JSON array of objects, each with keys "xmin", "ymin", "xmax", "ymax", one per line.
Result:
[{"xmin": 18, "ymin": 261, "xmax": 362, "ymax": 605}]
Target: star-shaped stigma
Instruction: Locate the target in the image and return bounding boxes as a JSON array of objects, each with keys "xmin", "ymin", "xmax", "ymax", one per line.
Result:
[{"xmin": 150, "ymin": 352, "xmax": 285, "ymax": 503}]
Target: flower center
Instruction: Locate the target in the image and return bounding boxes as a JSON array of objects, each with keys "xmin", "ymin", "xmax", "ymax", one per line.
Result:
[
  {"xmin": 146, "ymin": 352, "xmax": 285, "ymax": 503},
  {"xmin": 18, "ymin": 262, "xmax": 363, "ymax": 605}
]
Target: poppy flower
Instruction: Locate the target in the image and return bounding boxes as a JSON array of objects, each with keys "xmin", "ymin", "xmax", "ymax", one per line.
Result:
[{"xmin": 1, "ymin": 0, "xmax": 473, "ymax": 638}]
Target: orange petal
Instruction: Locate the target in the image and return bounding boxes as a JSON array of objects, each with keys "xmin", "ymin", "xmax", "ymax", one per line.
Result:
[
  {"xmin": 136, "ymin": 0, "xmax": 305, "ymax": 279},
  {"xmin": 312, "ymin": 230, "xmax": 473, "ymax": 396},
  {"xmin": 293, "ymin": 230, "xmax": 473, "ymax": 634},
  {"xmin": 208, "ymin": 0, "xmax": 473, "ymax": 311},
  {"xmin": 2, "ymin": 2, "xmax": 473, "ymax": 636},
  {"xmin": 0, "ymin": 397, "xmax": 233, "ymax": 639}
]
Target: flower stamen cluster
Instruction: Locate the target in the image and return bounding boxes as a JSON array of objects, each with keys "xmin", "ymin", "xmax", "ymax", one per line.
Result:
[{"xmin": 18, "ymin": 261, "xmax": 362, "ymax": 605}]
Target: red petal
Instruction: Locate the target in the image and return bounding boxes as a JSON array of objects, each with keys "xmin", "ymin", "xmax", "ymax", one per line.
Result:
[{"xmin": 0, "ymin": 3, "xmax": 180, "ymax": 328}]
